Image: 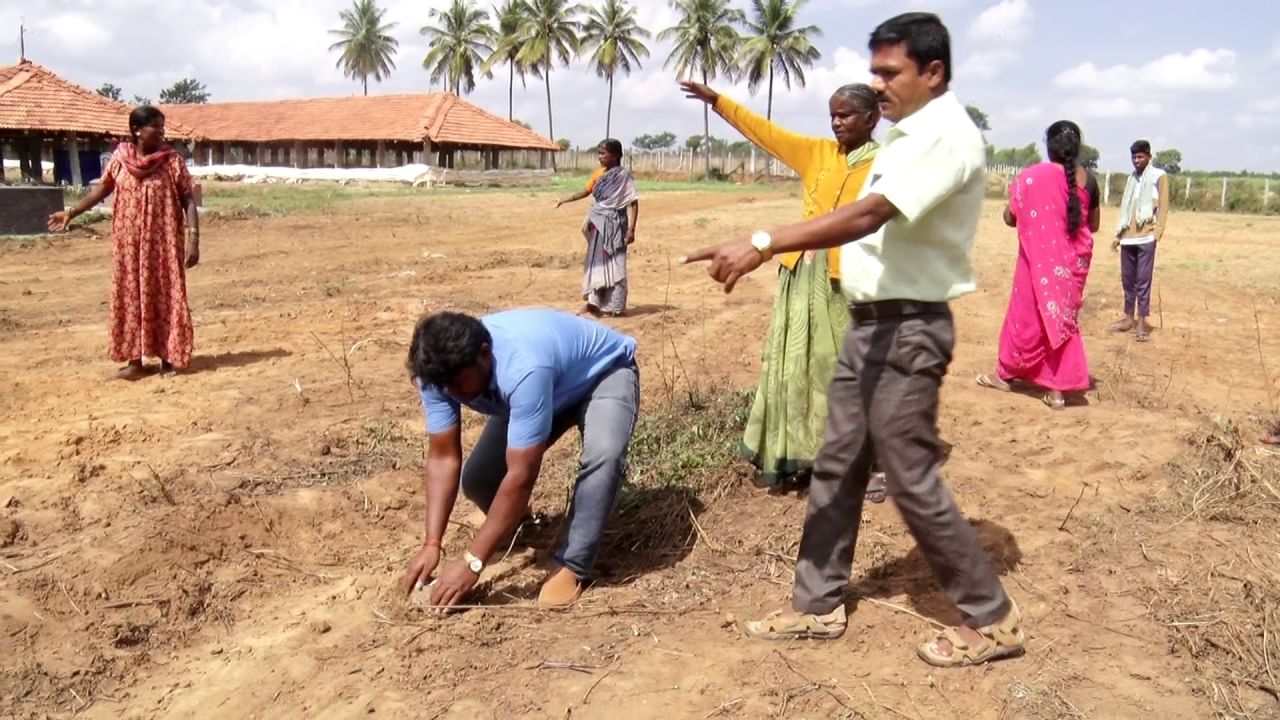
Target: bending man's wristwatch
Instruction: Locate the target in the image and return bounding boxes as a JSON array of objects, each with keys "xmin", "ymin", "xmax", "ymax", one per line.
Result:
[{"xmin": 463, "ymin": 551, "xmax": 484, "ymax": 575}]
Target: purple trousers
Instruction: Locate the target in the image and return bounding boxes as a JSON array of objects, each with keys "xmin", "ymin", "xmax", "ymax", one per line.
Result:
[{"xmin": 1121, "ymin": 242, "xmax": 1157, "ymax": 317}]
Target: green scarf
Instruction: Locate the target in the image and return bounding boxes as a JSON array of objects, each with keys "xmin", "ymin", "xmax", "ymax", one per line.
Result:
[
  {"xmin": 846, "ymin": 140, "xmax": 879, "ymax": 168},
  {"xmin": 1116, "ymin": 168, "xmax": 1159, "ymax": 235}
]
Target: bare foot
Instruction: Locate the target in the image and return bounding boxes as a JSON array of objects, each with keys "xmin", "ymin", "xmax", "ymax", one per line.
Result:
[
  {"xmin": 116, "ymin": 361, "xmax": 148, "ymax": 381},
  {"xmin": 1136, "ymin": 318, "xmax": 1153, "ymax": 342},
  {"xmin": 1261, "ymin": 432, "xmax": 1280, "ymax": 446},
  {"xmin": 160, "ymin": 361, "xmax": 177, "ymax": 376},
  {"xmin": 1042, "ymin": 391, "xmax": 1066, "ymax": 410},
  {"xmin": 1108, "ymin": 317, "xmax": 1135, "ymax": 333}
]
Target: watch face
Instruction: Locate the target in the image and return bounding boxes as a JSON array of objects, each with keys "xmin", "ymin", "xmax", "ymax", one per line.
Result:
[{"xmin": 469, "ymin": 559, "xmax": 483, "ymax": 573}]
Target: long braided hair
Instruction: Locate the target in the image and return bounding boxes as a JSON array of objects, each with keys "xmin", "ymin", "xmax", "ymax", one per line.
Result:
[{"xmin": 1045, "ymin": 120, "xmax": 1083, "ymax": 236}]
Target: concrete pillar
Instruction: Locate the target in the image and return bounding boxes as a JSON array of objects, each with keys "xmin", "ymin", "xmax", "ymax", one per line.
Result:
[
  {"xmin": 539, "ymin": 150, "xmax": 548, "ymax": 170},
  {"xmin": 376, "ymin": 140, "xmax": 386, "ymax": 169},
  {"xmin": 423, "ymin": 139, "xmax": 433, "ymax": 167},
  {"xmin": 334, "ymin": 141, "xmax": 344, "ymax": 169},
  {"xmin": 68, "ymin": 133, "xmax": 83, "ymax": 186}
]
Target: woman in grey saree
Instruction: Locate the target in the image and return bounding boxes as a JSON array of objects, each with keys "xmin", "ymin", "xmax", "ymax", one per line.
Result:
[{"xmin": 557, "ymin": 139, "xmax": 639, "ymax": 316}]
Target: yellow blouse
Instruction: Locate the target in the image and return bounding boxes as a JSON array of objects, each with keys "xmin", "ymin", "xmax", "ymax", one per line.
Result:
[{"xmin": 713, "ymin": 95, "xmax": 876, "ymax": 280}]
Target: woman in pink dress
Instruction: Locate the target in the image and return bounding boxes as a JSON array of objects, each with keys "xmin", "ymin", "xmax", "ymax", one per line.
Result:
[
  {"xmin": 50, "ymin": 106, "xmax": 199, "ymax": 379},
  {"xmin": 978, "ymin": 120, "xmax": 1099, "ymax": 409}
]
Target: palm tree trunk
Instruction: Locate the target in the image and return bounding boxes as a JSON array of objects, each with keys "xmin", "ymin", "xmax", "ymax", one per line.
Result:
[
  {"xmin": 766, "ymin": 66, "xmax": 774, "ymax": 175},
  {"xmin": 702, "ymin": 66, "xmax": 710, "ymax": 176},
  {"xmin": 545, "ymin": 66, "xmax": 556, "ymax": 170},
  {"xmin": 766, "ymin": 66, "xmax": 774, "ymax": 120},
  {"xmin": 508, "ymin": 61, "xmax": 515, "ymax": 121},
  {"xmin": 363, "ymin": 75, "xmax": 369, "ymax": 96},
  {"xmin": 606, "ymin": 74, "xmax": 614, "ymax": 138}
]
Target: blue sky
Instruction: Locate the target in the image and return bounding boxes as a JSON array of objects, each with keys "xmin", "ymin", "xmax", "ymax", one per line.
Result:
[{"xmin": 3, "ymin": 0, "xmax": 1277, "ymax": 171}]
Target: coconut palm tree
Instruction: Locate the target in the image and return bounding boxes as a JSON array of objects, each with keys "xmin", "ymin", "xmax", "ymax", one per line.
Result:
[
  {"xmin": 421, "ymin": 0, "xmax": 495, "ymax": 95},
  {"xmin": 739, "ymin": 0, "xmax": 821, "ymax": 120},
  {"xmin": 329, "ymin": 0, "xmax": 400, "ymax": 96},
  {"xmin": 660, "ymin": 0, "xmax": 743, "ymax": 174},
  {"xmin": 517, "ymin": 0, "xmax": 585, "ymax": 147},
  {"xmin": 484, "ymin": 0, "xmax": 532, "ymax": 120},
  {"xmin": 581, "ymin": 0, "xmax": 651, "ymax": 138}
]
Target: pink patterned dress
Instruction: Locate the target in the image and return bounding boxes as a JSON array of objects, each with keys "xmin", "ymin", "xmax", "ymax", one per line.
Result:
[
  {"xmin": 104, "ymin": 144, "xmax": 195, "ymax": 368},
  {"xmin": 997, "ymin": 162, "xmax": 1094, "ymax": 392}
]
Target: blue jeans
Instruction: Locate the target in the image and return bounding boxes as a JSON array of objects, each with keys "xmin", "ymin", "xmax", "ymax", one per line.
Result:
[{"xmin": 460, "ymin": 363, "xmax": 639, "ymax": 581}]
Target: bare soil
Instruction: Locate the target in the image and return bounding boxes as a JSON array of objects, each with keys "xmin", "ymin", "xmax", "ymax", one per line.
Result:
[{"xmin": 2, "ymin": 183, "xmax": 1279, "ymax": 719}]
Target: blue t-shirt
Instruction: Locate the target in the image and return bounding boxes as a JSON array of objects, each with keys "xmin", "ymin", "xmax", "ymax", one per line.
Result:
[{"xmin": 419, "ymin": 309, "xmax": 637, "ymax": 448}]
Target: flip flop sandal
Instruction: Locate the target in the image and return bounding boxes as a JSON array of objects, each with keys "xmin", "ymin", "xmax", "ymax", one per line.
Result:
[
  {"xmin": 975, "ymin": 374, "xmax": 1010, "ymax": 392},
  {"xmin": 1042, "ymin": 393, "xmax": 1066, "ymax": 411},
  {"xmin": 1135, "ymin": 330, "xmax": 1151, "ymax": 343},
  {"xmin": 865, "ymin": 472, "xmax": 888, "ymax": 504},
  {"xmin": 743, "ymin": 606, "xmax": 847, "ymax": 641},
  {"xmin": 917, "ymin": 601, "xmax": 1026, "ymax": 668}
]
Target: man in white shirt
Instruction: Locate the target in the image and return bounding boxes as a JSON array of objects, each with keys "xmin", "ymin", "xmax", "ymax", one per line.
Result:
[
  {"xmin": 1110, "ymin": 140, "xmax": 1170, "ymax": 342},
  {"xmin": 684, "ymin": 12, "xmax": 1024, "ymax": 668}
]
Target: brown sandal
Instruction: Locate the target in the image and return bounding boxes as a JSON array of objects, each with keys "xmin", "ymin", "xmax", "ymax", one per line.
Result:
[
  {"xmin": 743, "ymin": 606, "xmax": 847, "ymax": 640},
  {"xmin": 865, "ymin": 472, "xmax": 888, "ymax": 504},
  {"xmin": 917, "ymin": 601, "xmax": 1026, "ymax": 667}
]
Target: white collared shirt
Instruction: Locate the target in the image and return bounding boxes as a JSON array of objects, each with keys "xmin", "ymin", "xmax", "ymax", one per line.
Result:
[{"xmin": 839, "ymin": 91, "xmax": 986, "ymax": 303}]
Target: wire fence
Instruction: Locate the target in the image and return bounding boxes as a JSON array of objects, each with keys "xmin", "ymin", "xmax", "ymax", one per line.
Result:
[{"xmin": 988, "ymin": 164, "xmax": 1278, "ymax": 215}]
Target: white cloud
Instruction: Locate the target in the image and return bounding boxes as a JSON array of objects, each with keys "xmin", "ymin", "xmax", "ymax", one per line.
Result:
[
  {"xmin": 1236, "ymin": 113, "xmax": 1280, "ymax": 131},
  {"xmin": 1006, "ymin": 104, "xmax": 1045, "ymax": 125},
  {"xmin": 970, "ymin": 0, "xmax": 1031, "ymax": 44},
  {"xmin": 958, "ymin": 0, "xmax": 1031, "ymax": 80},
  {"xmin": 1068, "ymin": 98, "xmax": 1163, "ymax": 120},
  {"xmin": 1249, "ymin": 95, "xmax": 1280, "ymax": 113},
  {"xmin": 1054, "ymin": 49, "xmax": 1237, "ymax": 95}
]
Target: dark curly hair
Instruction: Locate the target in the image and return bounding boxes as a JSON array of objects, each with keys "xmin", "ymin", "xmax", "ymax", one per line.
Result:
[
  {"xmin": 1046, "ymin": 120, "xmax": 1083, "ymax": 236},
  {"xmin": 406, "ymin": 312, "xmax": 491, "ymax": 388}
]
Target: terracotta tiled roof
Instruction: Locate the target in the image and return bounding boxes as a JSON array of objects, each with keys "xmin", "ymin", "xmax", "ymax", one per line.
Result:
[
  {"xmin": 162, "ymin": 93, "xmax": 559, "ymax": 151},
  {"xmin": 0, "ymin": 60, "xmax": 197, "ymax": 139}
]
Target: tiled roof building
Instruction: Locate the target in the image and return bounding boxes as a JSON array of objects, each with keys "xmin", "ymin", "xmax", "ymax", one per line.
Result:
[
  {"xmin": 163, "ymin": 93, "xmax": 560, "ymax": 170},
  {"xmin": 0, "ymin": 59, "xmax": 197, "ymax": 185}
]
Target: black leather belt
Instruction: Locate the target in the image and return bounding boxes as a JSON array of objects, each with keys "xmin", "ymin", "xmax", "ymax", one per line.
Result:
[{"xmin": 850, "ymin": 300, "xmax": 950, "ymax": 324}]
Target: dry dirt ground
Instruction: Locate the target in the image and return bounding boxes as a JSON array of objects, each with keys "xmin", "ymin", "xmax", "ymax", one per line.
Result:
[{"xmin": 2, "ymin": 181, "xmax": 1279, "ymax": 719}]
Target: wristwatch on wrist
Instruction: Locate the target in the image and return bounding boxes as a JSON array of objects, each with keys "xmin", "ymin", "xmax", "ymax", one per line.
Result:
[
  {"xmin": 750, "ymin": 231, "xmax": 774, "ymax": 261},
  {"xmin": 464, "ymin": 551, "xmax": 484, "ymax": 575}
]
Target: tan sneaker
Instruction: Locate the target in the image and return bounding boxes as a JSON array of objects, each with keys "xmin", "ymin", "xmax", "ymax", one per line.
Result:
[{"xmin": 537, "ymin": 566, "xmax": 584, "ymax": 608}]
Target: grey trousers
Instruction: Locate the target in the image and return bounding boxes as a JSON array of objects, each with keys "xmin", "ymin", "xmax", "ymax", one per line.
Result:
[
  {"xmin": 1120, "ymin": 241, "xmax": 1157, "ymax": 317},
  {"xmin": 460, "ymin": 363, "xmax": 639, "ymax": 581},
  {"xmin": 792, "ymin": 308, "xmax": 1011, "ymax": 628}
]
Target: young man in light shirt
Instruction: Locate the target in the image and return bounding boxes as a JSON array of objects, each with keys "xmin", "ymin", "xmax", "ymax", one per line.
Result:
[
  {"xmin": 1110, "ymin": 139, "xmax": 1170, "ymax": 342},
  {"xmin": 684, "ymin": 11, "xmax": 1024, "ymax": 667}
]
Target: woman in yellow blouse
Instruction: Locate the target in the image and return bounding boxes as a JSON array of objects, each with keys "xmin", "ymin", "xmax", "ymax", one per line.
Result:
[{"xmin": 681, "ymin": 81, "xmax": 881, "ymax": 495}]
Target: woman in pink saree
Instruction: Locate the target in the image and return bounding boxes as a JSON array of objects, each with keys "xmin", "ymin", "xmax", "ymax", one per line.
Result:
[{"xmin": 978, "ymin": 121, "xmax": 1100, "ymax": 409}]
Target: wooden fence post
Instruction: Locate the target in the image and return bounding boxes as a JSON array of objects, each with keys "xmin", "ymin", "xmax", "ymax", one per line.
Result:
[
  {"xmin": 1184, "ymin": 176, "xmax": 1191, "ymax": 201},
  {"xmin": 1221, "ymin": 177, "xmax": 1228, "ymax": 209},
  {"xmin": 1265, "ymin": 178, "xmax": 1271, "ymax": 208},
  {"xmin": 1103, "ymin": 173, "xmax": 1111, "ymax": 205}
]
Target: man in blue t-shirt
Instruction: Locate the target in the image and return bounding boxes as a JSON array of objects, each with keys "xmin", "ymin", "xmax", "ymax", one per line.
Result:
[{"xmin": 401, "ymin": 308, "xmax": 639, "ymax": 609}]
